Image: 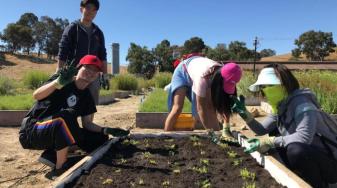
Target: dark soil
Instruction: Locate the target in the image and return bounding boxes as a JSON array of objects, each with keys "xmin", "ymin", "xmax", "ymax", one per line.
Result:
[{"xmin": 69, "ymin": 136, "xmax": 283, "ymax": 188}]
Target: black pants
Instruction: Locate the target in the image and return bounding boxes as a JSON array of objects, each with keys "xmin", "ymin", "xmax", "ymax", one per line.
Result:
[
  {"xmin": 19, "ymin": 110, "xmax": 108, "ymax": 152},
  {"xmin": 277, "ymin": 142, "xmax": 337, "ymax": 188}
]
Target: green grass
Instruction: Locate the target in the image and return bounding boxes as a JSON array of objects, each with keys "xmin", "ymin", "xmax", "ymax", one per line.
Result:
[
  {"xmin": 152, "ymin": 72, "xmax": 172, "ymax": 88},
  {"xmin": 139, "ymin": 89, "xmax": 192, "ymax": 112},
  {"xmin": 23, "ymin": 70, "xmax": 50, "ymax": 89},
  {"xmin": 0, "ymin": 76, "xmax": 16, "ymax": 95},
  {"xmin": 0, "ymin": 94, "xmax": 34, "ymax": 110},
  {"xmin": 110, "ymin": 74, "xmax": 138, "ymax": 91}
]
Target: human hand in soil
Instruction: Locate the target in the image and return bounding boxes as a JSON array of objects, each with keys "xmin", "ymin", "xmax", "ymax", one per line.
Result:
[
  {"xmin": 244, "ymin": 136, "xmax": 275, "ymax": 153},
  {"xmin": 102, "ymin": 127, "xmax": 130, "ymax": 137},
  {"xmin": 230, "ymin": 95, "xmax": 253, "ymax": 122}
]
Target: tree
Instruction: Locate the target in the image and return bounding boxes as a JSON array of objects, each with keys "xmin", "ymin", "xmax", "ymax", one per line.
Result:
[
  {"xmin": 293, "ymin": 30, "xmax": 336, "ymax": 61},
  {"xmin": 228, "ymin": 41, "xmax": 253, "ymax": 61},
  {"xmin": 260, "ymin": 49, "xmax": 276, "ymax": 58},
  {"xmin": 182, "ymin": 37, "xmax": 205, "ymax": 54},
  {"xmin": 153, "ymin": 39, "xmax": 174, "ymax": 72},
  {"xmin": 1, "ymin": 23, "xmax": 25, "ymax": 53},
  {"xmin": 34, "ymin": 21, "xmax": 48, "ymax": 57},
  {"xmin": 206, "ymin": 43, "xmax": 230, "ymax": 61},
  {"xmin": 126, "ymin": 43, "xmax": 156, "ymax": 79},
  {"xmin": 17, "ymin": 13, "xmax": 39, "ymax": 54}
]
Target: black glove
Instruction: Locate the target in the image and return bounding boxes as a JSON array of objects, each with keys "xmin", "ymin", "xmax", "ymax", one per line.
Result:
[{"xmin": 102, "ymin": 127, "xmax": 130, "ymax": 137}]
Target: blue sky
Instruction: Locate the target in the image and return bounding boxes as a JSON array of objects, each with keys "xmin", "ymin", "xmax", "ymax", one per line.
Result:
[{"xmin": 1, "ymin": 0, "xmax": 337, "ymax": 65}]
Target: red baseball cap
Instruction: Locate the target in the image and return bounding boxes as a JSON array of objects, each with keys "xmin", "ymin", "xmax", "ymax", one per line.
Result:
[
  {"xmin": 78, "ymin": 55, "xmax": 103, "ymax": 71},
  {"xmin": 220, "ymin": 62, "xmax": 242, "ymax": 94}
]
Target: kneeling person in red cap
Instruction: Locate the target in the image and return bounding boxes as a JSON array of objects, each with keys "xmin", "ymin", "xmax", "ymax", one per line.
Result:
[{"xmin": 19, "ymin": 55, "xmax": 129, "ymax": 178}]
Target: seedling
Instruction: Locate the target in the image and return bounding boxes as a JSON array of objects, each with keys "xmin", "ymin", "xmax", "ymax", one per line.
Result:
[
  {"xmin": 232, "ymin": 158, "xmax": 242, "ymax": 167},
  {"xmin": 190, "ymin": 135, "xmax": 200, "ymax": 142},
  {"xmin": 219, "ymin": 143, "xmax": 229, "ymax": 150},
  {"xmin": 200, "ymin": 179, "xmax": 211, "ymax": 188},
  {"xmin": 138, "ymin": 178, "xmax": 145, "ymax": 185},
  {"xmin": 149, "ymin": 159, "xmax": 157, "ymax": 165},
  {"xmin": 102, "ymin": 178, "xmax": 113, "ymax": 185},
  {"xmin": 162, "ymin": 180, "xmax": 170, "ymax": 187},
  {"xmin": 114, "ymin": 169, "xmax": 121, "ymax": 173},
  {"xmin": 200, "ymin": 159, "xmax": 209, "ymax": 166},
  {"xmin": 144, "ymin": 139, "xmax": 150, "ymax": 147},
  {"xmin": 192, "ymin": 166, "xmax": 208, "ymax": 174},
  {"xmin": 167, "ymin": 144, "xmax": 177, "ymax": 150},
  {"xmin": 240, "ymin": 168, "xmax": 256, "ymax": 181},
  {"xmin": 142, "ymin": 152, "xmax": 152, "ymax": 159},
  {"xmin": 130, "ymin": 181, "xmax": 136, "ymax": 187},
  {"xmin": 173, "ymin": 168, "xmax": 180, "ymax": 174},
  {"xmin": 193, "ymin": 141, "xmax": 202, "ymax": 147},
  {"xmin": 200, "ymin": 150, "xmax": 206, "ymax": 155},
  {"xmin": 243, "ymin": 182, "xmax": 256, "ymax": 188},
  {"xmin": 119, "ymin": 158, "xmax": 127, "ymax": 164},
  {"xmin": 227, "ymin": 150, "xmax": 237, "ymax": 158},
  {"xmin": 130, "ymin": 139, "xmax": 140, "ymax": 145}
]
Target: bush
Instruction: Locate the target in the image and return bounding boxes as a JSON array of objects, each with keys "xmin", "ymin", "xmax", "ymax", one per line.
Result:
[
  {"xmin": 236, "ymin": 71, "xmax": 256, "ymax": 98},
  {"xmin": 152, "ymin": 72, "xmax": 172, "ymax": 88},
  {"xmin": 23, "ymin": 70, "xmax": 49, "ymax": 89},
  {"xmin": 0, "ymin": 76, "xmax": 16, "ymax": 95},
  {"xmin": 111, "ymin": 74, "xmax": 138, "ymax": 91}
]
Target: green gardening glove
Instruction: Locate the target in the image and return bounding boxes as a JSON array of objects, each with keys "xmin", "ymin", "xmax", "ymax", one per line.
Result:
[
  {"xmin": 55, "ymin": 60, "xmax": 77, "ymax": 89},
  {"xmin": 244, "ymin": 136, "xmax": 275, "ymax": 153},
  {"xmin": 220, "ymin": 126, "xmax": 239, "ymax": 145},
  {"xmin": 230, "ymin": 95, "xmax": 253, "ymax": 122},
  {"xmin": 102, "ymin": 127, "xmax": 130, "ymax": 137}
]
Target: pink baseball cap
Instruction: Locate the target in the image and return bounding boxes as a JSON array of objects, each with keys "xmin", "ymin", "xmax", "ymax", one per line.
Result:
[{"xmin": 220, "ymin": 62, "xmax": 242, "ymax": 94}]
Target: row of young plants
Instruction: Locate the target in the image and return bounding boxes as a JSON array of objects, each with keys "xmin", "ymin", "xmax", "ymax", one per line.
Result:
[{"xmin": 140, "ymin": 70, "xmax": 337, "ymax": 114}]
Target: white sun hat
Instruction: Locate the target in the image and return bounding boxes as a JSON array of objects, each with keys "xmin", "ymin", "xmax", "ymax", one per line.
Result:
[{"xmin": 249, "ymin": 67, "xmax": 281, "ymax": 92}]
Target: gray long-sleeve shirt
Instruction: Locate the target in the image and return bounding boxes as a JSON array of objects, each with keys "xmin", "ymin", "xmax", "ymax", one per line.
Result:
[{"xmin": 246, "ymin": 89, "xmax": 337, "ymax": 159}]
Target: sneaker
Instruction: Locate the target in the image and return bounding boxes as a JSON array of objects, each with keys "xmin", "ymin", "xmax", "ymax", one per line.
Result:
[{"xmin": 38, "ymin": 149, "xmax": 56, "ymax": 168}]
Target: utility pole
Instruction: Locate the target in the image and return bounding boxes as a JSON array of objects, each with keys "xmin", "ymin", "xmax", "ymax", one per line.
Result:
[{"xmin": 253, "ymin": 37, "xmax": 258, "ymax": 77}]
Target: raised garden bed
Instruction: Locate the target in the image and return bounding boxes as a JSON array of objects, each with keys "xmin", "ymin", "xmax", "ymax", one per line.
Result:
[{"xmin": 68, "ymin": 135, "xmax": 284, "ymax": 188}]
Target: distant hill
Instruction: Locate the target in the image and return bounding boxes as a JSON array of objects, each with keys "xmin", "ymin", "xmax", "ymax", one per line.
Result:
[{"xmin": 261, "ymin": 47, "xmax": 337, "ymax": 61}]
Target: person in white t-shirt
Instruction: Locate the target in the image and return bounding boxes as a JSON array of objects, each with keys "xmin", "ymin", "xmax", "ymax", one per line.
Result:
[{"xmin": 164, "ymin": 56, "xmax": 242, "ymax": 132}]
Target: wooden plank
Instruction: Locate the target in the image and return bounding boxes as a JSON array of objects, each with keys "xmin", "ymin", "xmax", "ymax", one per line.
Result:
[{"xmin": 0, "ymin": 110, "xmax": 29, "ymax": 127}]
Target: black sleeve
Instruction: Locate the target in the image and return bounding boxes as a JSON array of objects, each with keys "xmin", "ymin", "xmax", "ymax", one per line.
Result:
[
  {"xmin": 58, "ymin": 23, "xmax": 77, "ymax": 62},
  {"xmin": 98, "ymin": 28, "xmax": 107, "ymax": 61},
  {"xmin": 80, "ymin": 89, "xmax": 97, "ymax": 117}
]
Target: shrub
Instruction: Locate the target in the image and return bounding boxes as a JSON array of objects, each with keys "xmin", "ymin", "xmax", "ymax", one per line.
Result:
[
  {"xmin": 111, "ymin": 74, "xmax": 138, "ymax": 91},
  {"xmin": 152, "ymin": 72, "xmax": 172, "ymax": 88},
  {"xmin": 23, "ymin": 70, "xmax": 49, "ymax": 89},
  {"xmin": 0, "ymin": 76, "xmax": 15, "ymax": 95},
  {"xmin": 236, "ymin": 71, "xmax": 256, "ymax": 98}
]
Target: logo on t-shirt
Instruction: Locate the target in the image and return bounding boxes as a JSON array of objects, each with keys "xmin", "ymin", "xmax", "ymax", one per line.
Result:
[{"xmin": 67, "ymin": 94, "xmax": 77, "ymax": 107}]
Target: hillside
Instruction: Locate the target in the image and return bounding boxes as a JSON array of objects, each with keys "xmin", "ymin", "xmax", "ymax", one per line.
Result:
[{"xmin": 261, "ymin": 47, "xmax": 337, "ymax": 61}]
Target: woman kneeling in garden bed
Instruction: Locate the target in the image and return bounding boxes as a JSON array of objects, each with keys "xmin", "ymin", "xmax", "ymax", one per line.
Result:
[{"xmin": 232, "ymin": 63, "xmax": 337, "ymax": 187}]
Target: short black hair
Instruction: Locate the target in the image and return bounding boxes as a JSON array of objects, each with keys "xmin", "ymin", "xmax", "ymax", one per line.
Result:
[
  {"xmin": 264, "ymin": 63, "xmax": 299, "ymax": 94},
  {"xmin": 80, "ymin": 0, "xmax": 100, "ymax": 10}
]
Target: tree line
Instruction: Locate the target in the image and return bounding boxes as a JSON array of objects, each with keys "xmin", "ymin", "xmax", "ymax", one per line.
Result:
[
  {"xmin": 0, "ymin": 12, "xmax": 69, "ymax": 59},
  {"xmin": 126, "ymin": 37, "xmax": 277, "ymax": 78}
]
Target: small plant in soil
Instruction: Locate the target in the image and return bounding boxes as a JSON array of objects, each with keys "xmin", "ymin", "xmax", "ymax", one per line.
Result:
[
  {"xmin": 143, "ymin": 139, "xmax": 150, "ymax": 147},
  {"xmin": 219, "ymin": 143, "xmax": 230, "ymax": 150},
  {"xmin": 200, "ymin": 150, "xmax": 206, "ymax": 155},
  {"xmin": 232, "ymin": 158, "xmax": 243, "ymax": 167},
  {"xmin": 193, "ymin": 141, "xmax": 202, "ymax": 147},
  {"xmin": 142, "ymin": 152, "xmax": 152, "ymax": 159},
  {"xmin": 114, "ymin": 169, "xmax": 121, "ymax": 173},
  {"xmin": 166, "ymin": 144, "xmax": 177, "ymax": 150},
  {"xmin": 169, "ymin": 150, "xmax": 176, "ymax": 156},
  {"xmin": 190, "ymin": 135, "xmax": 200, "ymax": 142},
  {"xmin": 102, "ymin": 178, "xmax": 113, "ymax": 185},
  {"xmin": 119, "ymin": 158, "xmax": 127, "ymax": 164},
  {"xmin": 240, "ymin": 168, "xmax": 256, "ymax": 181},
  {"xmin": 162, "ymin": 180, "xmax": 170, "ymax": 187},
  {"xmin": 243, "ymin": 182, "xmax": 257, "ymax": 188},
  {"xmin": 200, "ymin": 159, "xmax": 209, "ymax": 166},
  {"xmin": 199, "ymin": 179, "xmax": 211, "ymax": 188},
  {"xmin": 173, "ymin": 168, "xmax": 180, "ymax": 174},
  {"xmin": 227, "ymin": 150, "xmax": 238, "ymax": 158},
  {"xmin": 192, "ymin": 166, "xmax": 208, "ymax": 174},
  {"xmin": 149, "ymin": 159, "xmax": 157, "ymax": 165}
]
